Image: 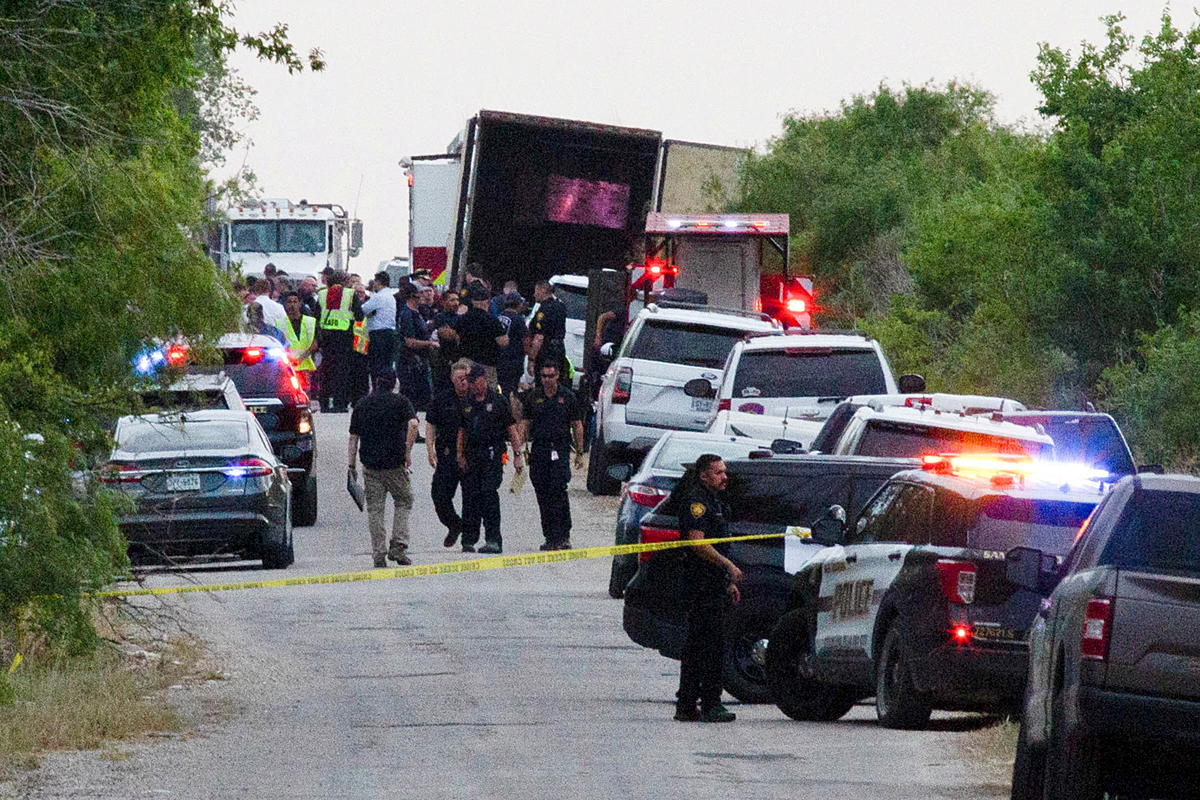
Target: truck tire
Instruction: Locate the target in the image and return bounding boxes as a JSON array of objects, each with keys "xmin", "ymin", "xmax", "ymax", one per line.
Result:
[
  {"xmin": 1011, "ymin": 717, "xmax": 1047, "ymax": 800},
  {"xmin": 608, "ymin": 554, "xmax": 637, "ymax": 599},
  {"xmin": 292, "ymin": 475, "xmax": 318, "ymax": 527},
  {"xmin": 875, "ymin": 624, "xmax": 933, "ymax": 729},
  {"xmin": 722, "ymin": 598, "xmax": 780, "ymax": 704},
  {"xmin": 765, "ymin": 610, "xmax": 857, "ymax": 721},
  {"xmin": 586, "ymin": 436, "xmax": 620, "ymax": 496},
  {"xmin": 1044, "ymin": 687, "xmax": 1103, "ymax": 799}
]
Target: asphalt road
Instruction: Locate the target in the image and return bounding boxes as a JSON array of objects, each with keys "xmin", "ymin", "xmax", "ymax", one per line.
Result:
[{"xmin": 12, "ymin": 411, "xmax": 1011, "ymax": 799}]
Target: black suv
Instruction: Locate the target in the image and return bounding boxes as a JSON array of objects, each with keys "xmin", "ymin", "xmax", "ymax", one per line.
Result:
[
  {"xmin": 622, "ymin": 453, "xmax": 916, "ymax": 703},
  {"xmin": 765, "ymin": 456, "xmax": 1104, "ymax": 727},
  {"xmin": 197, "ymin": 334, "xmax": 318, "ymax": 527},
  {"xmin": 1011, "ymin": 474, "xmax": 1200, "ymax": 800}
]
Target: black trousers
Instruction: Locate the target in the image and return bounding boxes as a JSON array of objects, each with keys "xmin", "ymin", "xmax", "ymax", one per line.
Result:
[
  {"xmin": 397, "ymin": 359, "xmax": 431, "ymax": 412},
  {"xmin": 430, "ymin": 450, "xmax": 462, "ymax": 534},
  {"xmin": 530, "ymin": 446, "xmax": 571, "ymax": 543},
  {"xmin": 677, "ymin": 591, "xmax": 727, "ymax": 712},
  {"xmin": 460, "ymin": 448, "xmax": 503, "ymax": 547},
  {"xmin": 318, "ymin": 333, "xmax": 352, "ymax": 411},
  {"xmin": 368, "ymin": 329, "xmax": 396, "ymax": 384}
]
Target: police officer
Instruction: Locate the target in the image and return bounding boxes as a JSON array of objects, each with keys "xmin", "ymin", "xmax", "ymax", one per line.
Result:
[
  {"xmin": 522, "ymin": 360, "xmax": 584, "ymax": 550},
  {"xmin": 527, "ymin": 280, "xmax": 568, "ymax": 377},
  {"xmin": 426, "ymin": 360, "xmax": 470, "ymax": 548},
  {"xmin": 456, "ymin": 363, "xmax": 524, "ymax": 554},
  {"xmin": 671, "ymin": 454, "xmax": 741, "ymax": 723},
  {"xmin": 316, "ymin": 271, "xmax": 362, "ymax": 413}
]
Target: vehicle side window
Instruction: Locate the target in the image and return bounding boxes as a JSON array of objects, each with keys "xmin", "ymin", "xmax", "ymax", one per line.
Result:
[
  {"xmin": 887, "ymin": 485, "xmax": 935, "ymax": 545},
  {"xmin": 849, "ymin": 484, "xmax": 902, "ymax": 544},
  {"xmin": 617, "ymin": 320, "xmax": 641, "ymax": 359},
  {"xmin": 930, "ymin": 490, "xmax": 972, "ymax": 547},
  {"xmin": 835, "ymin": 417, "xmax": 866, "ymax": 455},
  {"xmin": 1065, "ymin": 490, "xmax": 1120, "ymax": 573}
]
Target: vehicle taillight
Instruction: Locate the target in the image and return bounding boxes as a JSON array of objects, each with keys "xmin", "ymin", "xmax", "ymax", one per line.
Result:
[
  {"xmin": 99, "ymin": 462, "xmax": 140, "ymax": 483},
  {"xmin": 718, "ymin": 398, "xmax": 731, "ymax": 412},
  {"xmin": 1081, "ymin": 597, "xmax": 1114, "ymax": 661},
  {"xmin": 787, "ymin": 298, "xmax": 808, "ymax": 314},
  {"xmin": 224, "ymin": 457, "xmax": 273, "ymax": 478},
  {"xmin": 612, "ymin": 366, "xmax": 632, "ymax": 405},
  {"xmin": 298, "ymin": 418, "xmax": 312, "ymax": 435},
  {"xmin": 951, "ymin": 623, "xmax": 972, "ymax": 645},
  {"xmin": 936, "ymin": 560, "xmax": 977, "ymax": 604},
  {"xmin": 639, "ymin": 525, "xmax": 679, "ymax": 563},
  {"xmin": 627, "ymin": 483, "xmax": 668, "ymax": 508}
]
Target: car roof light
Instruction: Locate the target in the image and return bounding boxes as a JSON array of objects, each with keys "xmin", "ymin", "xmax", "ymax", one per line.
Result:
[
  {"xmin": 787, "ymin": 298, "xmax": 808, "ymax": 314},
  {"xmin": 266, "ymin": 347, "xmax": 285, "ymax": 360},
  {"xmin": 921, "ymin": 452, "xmax": 1110, "ymax": 484},
  {"xmin": 243, "ymin": 347, "xmax": 263, "ymax": 364}
]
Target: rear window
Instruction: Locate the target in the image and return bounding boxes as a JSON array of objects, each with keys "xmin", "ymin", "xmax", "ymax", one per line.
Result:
[
  {"xmin": 856, "ymin": 420, "xmax": 1048, "ymax": 460},
  {"xmin": 215, "ymin": 362, "xmax": 288, "ymax": 400},
  {"xmin": 1101, "ymin": 490, "xmax": 1200, "ymax": 573},
  {"xmin": 725, "ymin": 471, "xmax": 856, "ymax": 526},
  {"xmin": 556, "ymin": 286, "xmax": 588, "ymax": 321},
  {"xmin": 139, "ymin": 390, "xmax": 226, "ymax": 410},
  {"xmin": 629, "ymin": 321, "xmax": 747, "ymax": 368},
  {"xmin": 970, "ymin": 497, "xmax": 1097, "ymax": 555},
  {"xmin": 653, "ymin": 439, "xmax": 767, "ymax": 473},
  {"xmin": 732, "ymin": 349, "xmax": 888, "ymax": 399},
  {"xmin": 119, "ymin": 419, "xmax": 249, "ymax": 453}
]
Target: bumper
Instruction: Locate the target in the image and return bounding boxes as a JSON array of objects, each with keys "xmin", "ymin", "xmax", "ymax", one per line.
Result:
[
  {"xmin": 600, "ymin": 409, "xmax": 670, "ymax": 454},
  {"xmin": 911, "ymin": 643, "xmax": 1028, "ymax": 707},
  {"xmin": 623, "ymin": 602, "xmax": 686, "ymax": 660},
  {"xmin": 119, "ymin": 510, "xmax": 278, "ymax": 558},
  {"xmin": 1080, "ymin": 687, "xmax": 1200, "ymax": 745},
  {"xmin": 270, "ymin": 432, "xmax": 315, "ymax": 474}
]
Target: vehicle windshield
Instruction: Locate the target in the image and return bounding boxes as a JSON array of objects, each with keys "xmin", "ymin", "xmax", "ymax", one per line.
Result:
[
  {"xmin": 629, "ymin": 321, "xmax": 747, "ymax": 368},
  {"xmin": 732, "ymin": 349, "xmax": 888, "ymax": 399},
  {"xmin": 139, "ymin": 389, "xmax": 227, "ymax": 410},
  {"xmin": 1030, "ymin": 417, "xmax": 1135, "ymax": 476},
  {"xmin": 1102, "ymin": 490, "xmax": 1200, "ymax": 573},
  {"xmin": 207, "ymin": 361, "xmax": 288, "ymax": 400},
  {"xmin": 119, "ymin": 418, "xmax": 248, "ymax": 453},
  {"xmin": 652, "ymin": 438, "xmax": 766, "ymax": 473},
  {"xmin": 230, "ymin": 221, "xmax": 325, "ymax": 254},
  {"xmin": 971, "ymin": 497, "xmax": 1097, "ymax": 555},
  {"xmin": 856, "ymin": 420, "xmax": 1048, "ymax": 460},
  {"xmin": 556, "ymin": 285, "xmax": 587, "ymax": 321}
]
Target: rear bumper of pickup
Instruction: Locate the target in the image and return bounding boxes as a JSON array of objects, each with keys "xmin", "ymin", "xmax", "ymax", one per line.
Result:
[{"xmin": 1080, "ymin": 686, "xmax": 1200, "ymax": 745}]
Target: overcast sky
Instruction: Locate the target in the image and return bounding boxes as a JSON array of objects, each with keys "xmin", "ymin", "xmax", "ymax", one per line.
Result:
[{"xmin": 224, "ymin": 1, "xmax": 1175, "ymax": 272}]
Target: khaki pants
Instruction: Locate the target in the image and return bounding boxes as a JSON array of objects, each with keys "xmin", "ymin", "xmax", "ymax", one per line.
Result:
[{"xmin": 363, "ymin": 466, "xmax": 413, "ymax": 558}]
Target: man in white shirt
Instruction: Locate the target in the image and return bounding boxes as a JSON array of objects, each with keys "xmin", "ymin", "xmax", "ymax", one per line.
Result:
[
  {"xmin": 360, "ymin": 271, "xmax": 399, "ymax": 383},
  {"xmin": 245, "ymin": 278, "xmax": 287, "ymax": 329}
]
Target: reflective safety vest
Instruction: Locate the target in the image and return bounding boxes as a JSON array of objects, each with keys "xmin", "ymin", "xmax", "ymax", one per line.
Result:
[
  {"xmin": 319, "ymin": 285, "xmax": 354, "ymax": 331},
  {"xmin": 352, "ymin": 319, "xmax": 369, "ymax": 354},
  {"xmin": 281, "ymin": 315, "xmax": 317, "ymax": 371}
]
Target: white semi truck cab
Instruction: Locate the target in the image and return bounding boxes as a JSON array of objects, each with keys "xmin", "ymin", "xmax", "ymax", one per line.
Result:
[{"xmin": 217, "ymin": 198, "xmax": 363, "ymax": 281}]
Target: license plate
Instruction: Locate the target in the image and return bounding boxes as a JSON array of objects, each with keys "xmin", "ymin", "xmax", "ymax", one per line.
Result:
[
  {"xmin": 247, "ymin": 405, "xmax": 270, "ymax": 415},
  {"xmin": 166, "ymin": 473, "xmax": 201, "ymax": 492},
  {"xmin": 691, "ymin": 398, "xmax": 713, "ymax": 412}
]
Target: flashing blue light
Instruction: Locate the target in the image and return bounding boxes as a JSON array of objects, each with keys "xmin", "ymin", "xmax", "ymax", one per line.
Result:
[
  {"xmin": 134, "ymin": 355, "xmax": 154, "ymax": 375},
  {"xmin": 223, "ymin": 468, "xmax": 247, "ymax": 478},
  {"xmin": 266, "ymin": 347, "xmax": 285, "ymax": 361},
  {"xmin": 150, "ymin": 349, "xmax": 165, "ymax": 364}
]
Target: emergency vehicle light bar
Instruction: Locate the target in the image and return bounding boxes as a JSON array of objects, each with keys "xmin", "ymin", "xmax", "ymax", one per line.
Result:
[{"xmin": 921, "ymin": 453, "xmax": 1110, "ymax": 484}]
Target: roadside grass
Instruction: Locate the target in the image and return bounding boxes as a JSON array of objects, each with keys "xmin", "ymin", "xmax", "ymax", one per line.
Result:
[
  {"xmin": 0, "ymin": 608, "xmax": 217, "ymax": 778},
  {"xmin": 958, "ymin": 715, "xmax": 1019, "ymax": 784}
]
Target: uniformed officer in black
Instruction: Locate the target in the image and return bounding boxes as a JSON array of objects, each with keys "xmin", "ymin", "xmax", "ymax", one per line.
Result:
[
  {"xmin": 425, "ymin": 360, "xmax": 471, "ymax": 548},
  {"xmin": 528, "ymin": 280, "xmax": 568, "ymax": 377},
  {"xmin": 672, "ymin": 454, "xmax": 741, "ymax": 723},
  {"xmin": 456, "ymin": 362, "xmax": 524, "ymax": 554},
  {"xmin": 522, "ymin": 360, "xmax": 585, "ymax": 551}
]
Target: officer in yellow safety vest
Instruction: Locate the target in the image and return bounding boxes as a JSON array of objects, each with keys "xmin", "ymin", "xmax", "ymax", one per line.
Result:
[
  {"xmin": 281, "ymin": 292, "xmax": 317, "ymax": 390},
  {"xmin": 315, "ymin": 271, "xmax": 362, "ymax": 413}
]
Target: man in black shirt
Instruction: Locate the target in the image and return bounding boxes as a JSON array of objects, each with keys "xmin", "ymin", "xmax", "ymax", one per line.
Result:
[
  {"xmin": 528, "ymin": 280, "xmax": 568, "ymax": 378},
  {"xmin": 425, "ymin": 360, "xmax": 470, "ymax": 548},
  {"xmin": 670, "ymin": 454, "xmax": 742, "ymax": 723},
  {"xmin": 429, "ymin": 291, "xmax": 462, "ymax": 397},
  {"xmin": 446, "ymin": 284, "xmax": 508, "ymax": 388},
  {"xmin": 397, "ymin": 282, "xmax": 435, "ymax": 411},
  {"xmin": 456, "ymin": 363, "xmax": 524, "ymax": 554},
  {"xmin": 496, "ymin": 293, "xmax": 529, "ymax": 398},
  {"xmin": 522, "ymin": 362, "xmax": 584, "ymax": 550},
  {"xmin": 348, "ymin": 374, "xmax": 418, "ymax": 568}
]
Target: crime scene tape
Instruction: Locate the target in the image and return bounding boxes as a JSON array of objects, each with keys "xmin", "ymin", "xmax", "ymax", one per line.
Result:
[{"xmin": 94, "ymin": 529, "xmax": 809, "ymax": 598}]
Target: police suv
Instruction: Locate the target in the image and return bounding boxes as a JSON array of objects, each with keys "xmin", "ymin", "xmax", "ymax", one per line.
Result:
[{"xmin": 765, "ymin": 454, "xmax": 1107, "ymax": 728}]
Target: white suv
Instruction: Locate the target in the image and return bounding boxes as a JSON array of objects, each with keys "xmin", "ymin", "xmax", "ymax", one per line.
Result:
[
  {"xmin": 587, "ymin": 304, "xmax": 780, "ymax": 494},
  {"xmin": 704, "ymin": 332, "xmax": 899, "ymax": 447}
]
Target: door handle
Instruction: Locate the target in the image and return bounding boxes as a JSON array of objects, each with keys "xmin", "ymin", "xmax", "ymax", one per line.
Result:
[
  {"xmin": 888, "ymin": 552, "xmax": 903, "ymax": 561},
  {"xmin": 844, "ymin": 554, "xmax": 857, "ymax": 564}
]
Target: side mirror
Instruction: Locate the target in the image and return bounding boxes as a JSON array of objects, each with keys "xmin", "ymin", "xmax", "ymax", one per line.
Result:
[
  {"xmin": 683, "ymin": 378, "xmax": 715, "ymax": 399},
  {"xmin": 898, "ymin": 374, "xmax": 926, "ymax": 394},
  {"xmin": 810, "ymin": 504, "xmax": 847, "ymax": 545},
  {"xmin": 770, "ymin": 438, "xmax": 807, "ymax": 455},
  {"xmin": 349, "ymin": 220, "xmax": 364, "ymax": 257},
  {"xmin": 600, "ymin": 342, "xmax": 615, "ymax": 357},
  {"xmin": 1006, "ymin": 546, "xmax": 1061, "ymax": 594},
  {"xmin": 606, "ymin": 463, "xmax": 632, "ymax": 482}
]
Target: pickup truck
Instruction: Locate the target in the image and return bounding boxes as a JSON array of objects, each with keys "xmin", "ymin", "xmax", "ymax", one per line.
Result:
[{"xmin": 1010, "ymin": 474, "xmax": 1200, "ymax": 800}]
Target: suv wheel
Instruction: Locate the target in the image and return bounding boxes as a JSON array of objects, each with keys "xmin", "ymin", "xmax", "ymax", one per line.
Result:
[
  {"xmin": 292, "ymin": 475, "xmax": 318, "ymax": 527},
  {"xmin": 586, "ymin": 436, "xmax": 620, "ymax": 496},
  {"xmin": 1044, "ymin": 686, "xmax": 1103, "ymax": 799},
  {"xmin": 722, "ymin": 598, "xmax": 779, "ymax": 704},
  {"xmin": 765, "ymin": 610, "xmax": 857, "ymax": 721},
  {"xmin": 876, "ymin": 624, "xmax": 932, "ymax": 729},
  {"xmin": 1011, "ymin": 715, "xmax": 1047, "ymax": 800}
]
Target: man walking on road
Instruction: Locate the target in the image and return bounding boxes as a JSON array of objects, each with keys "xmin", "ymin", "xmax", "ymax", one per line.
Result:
[
  {"xmin": 667, "ymin": 454, "xmax": 740, "ymax": 724},
  {"xmin": 348, "ymin": 373, "xmax": 418, "ymax": 568},
  {"xmin": 522, "ymin": 361, "xmax": 584, "ymax": 550},
  {"xmin": 426, "ymin": 360, "xmax": 470, "ymax": 548},
  {"xmin": 456, "ymin": 363, "xmax": 524, "ymax": 554}
]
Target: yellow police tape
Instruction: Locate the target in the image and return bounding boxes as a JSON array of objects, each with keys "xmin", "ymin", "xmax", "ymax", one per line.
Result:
[{"xmin": 94, "ymin": 530, "xmax": 808, "ymax": 599}]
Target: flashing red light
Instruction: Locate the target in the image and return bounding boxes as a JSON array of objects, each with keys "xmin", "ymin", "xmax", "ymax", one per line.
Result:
[
  {"xmin": 752, "ymin": 221, "xmax": 768, "ymax": 229},
  {"xmin": 639, "ymin": 525, "xmax": 679, "ymax": 563},
  {"xmin": 406, "ymin": 173, "xmax": 414, "ymax": 187},
  {"xmin": 695, "ymin": 220, "xmax": 711, "ymax": 228},
  {"xmin": 649, "ymin": 264, "xmax": 662, "ymax": 276},
  {"xmin": 243, "ymin": 347, "xmax": 263, "ymax": 365},
  {"xmin": 905, "ymin": 396, "xmax": 934, "ymax": 408},
  {"xmin": 166, "ymin": 345, "xmax": 188, "ymax": 365},
  {"xmin": 787, "ymin": 298, "xmax": 808, "ymax": 314},
  {"xmin": 951, "ymin": 624, "xmax": 972, "ymax": 644},
  {"xmin": 1081, "ymin": 597, "xmax": 1114, "ymax": 661},
  {"xmin": 290, "ymin": 375, "xmax": 302, "ymax": 391}
]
